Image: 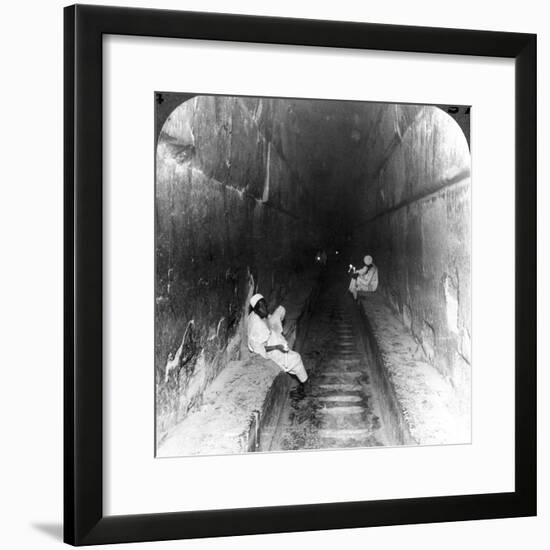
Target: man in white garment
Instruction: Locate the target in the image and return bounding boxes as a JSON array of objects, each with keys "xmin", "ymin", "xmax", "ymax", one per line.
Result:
[
  {"xmin": 348, "ymin": 255, "xmax": 379, "ymax": 300},
  {"xmin": 247, "ymin": 294, "xmax": 308, "ymax": 388}
]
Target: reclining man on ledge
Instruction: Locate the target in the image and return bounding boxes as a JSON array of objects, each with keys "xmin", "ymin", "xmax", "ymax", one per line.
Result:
[{"xmin": 247, "ymin": 293, "xmax": 308, "ymax": 395}]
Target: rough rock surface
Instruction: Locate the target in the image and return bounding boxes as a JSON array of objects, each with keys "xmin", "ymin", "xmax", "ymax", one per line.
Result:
[
  {"xmin": 350, "ymin": 105, "xmax": 471, "ymax": 411},
  {"xmin": 157, "ymin": 359, "xmax": 281, "ymax": 457},
  {"xmin": 359, "ymin": 292, "xmax": 470, "ymax": 445},
  {"xmin": 157, "ymin": 275, "xmax": 317, "ymax": 456}
]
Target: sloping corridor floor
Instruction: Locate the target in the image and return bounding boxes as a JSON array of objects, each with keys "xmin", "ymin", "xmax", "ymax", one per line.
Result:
[{"xmin": 269, "ymin": 269, "xmax": 390, "ymax": 451}]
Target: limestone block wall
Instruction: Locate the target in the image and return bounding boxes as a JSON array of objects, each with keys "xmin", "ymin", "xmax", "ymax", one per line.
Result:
[
  {"xmin": 350, "ymin": 105, "xmax": 471, "ymax": 413},
  {"xmin": 155, "ymin": 96, "xmax": 319, "ymax": 441}
]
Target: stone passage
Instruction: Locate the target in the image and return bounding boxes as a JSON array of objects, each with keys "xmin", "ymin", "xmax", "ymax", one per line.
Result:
[
  {"xmin": 269, "ymin": 272, "xmax": 391, "ymax": 450},
  {"xmin": 155, "ymin": 95, "xmax": 472, "ymax": 454}
]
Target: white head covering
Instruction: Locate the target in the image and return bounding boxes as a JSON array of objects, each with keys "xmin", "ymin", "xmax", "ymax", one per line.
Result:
[
  {"xmin": 364, "ymin": 255, "xmax": 373, "ymax": 266},
  {"xmin": 250, "ymin": 293, "xmax": 264, "ymax": 308}
]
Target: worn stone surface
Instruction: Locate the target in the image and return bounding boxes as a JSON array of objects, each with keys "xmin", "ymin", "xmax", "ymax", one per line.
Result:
[
  {"xmin": 157, "ymin": 358, "xmax": 281, "ymax": 457},
  {"xmin": 155, "ymin": 95, "xmax": 471, "ymax": 448},
  {"xmin": 350, "ymin": 106, "xmax": 471, "ymax": 415},
  {"xmin": 155, "ymin": 97, "xmax": 322, "ymax": 440},
  {"xmin": 359, "ymin": 292, "xmax": 470, "ymax": 445},
  {"xmin": 268, "ymin": 272, "xmax": 391, "ymax": 452},
  {"xmin": 157, "ymin": 275, "xmax": 317, "ymax": 456}
]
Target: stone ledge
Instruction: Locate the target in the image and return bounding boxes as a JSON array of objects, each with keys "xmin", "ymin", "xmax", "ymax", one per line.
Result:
[
  {"xmin": 157, "ymin": 275, "xmax": 318, "ymax": 457},
  {"xmin": 358, "ymin": 292, "xmax": 470, "ymax": 446},
  {"xmin": 157, "ymin": 358, "xmax": 287, "ymax": 457}
]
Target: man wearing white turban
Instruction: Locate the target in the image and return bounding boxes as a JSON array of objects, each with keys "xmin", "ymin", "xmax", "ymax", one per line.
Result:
[
  {"xmin": 348, "ymin": 255, "xmax": 379, "ymax": 300},
  {"xmin": 247, "ymin": 294, "xmax": 308, "ymax": 385}
]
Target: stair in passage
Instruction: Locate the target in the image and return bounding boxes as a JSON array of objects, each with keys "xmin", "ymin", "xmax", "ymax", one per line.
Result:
[
  {"xmin": 318, "ymin": 394, "xmax": 362, "ymax": 403},
  {"xmin": 317, "ymin": 383, "xmax": 362, "ymax": 391},
  {"xmin": 318, "ymin": 428, "xmax": 373, "ymax": 438},
  {"xmin": 319, "ymin": 404, "xmax": 367, "ymax": 429},
  {"xmin": 321, "ymin": 370, "xmax": 362, "ymax": 377},
  {"xmin": 318, "ymin": 428, "xmax": 379, "ymax": 447},
  {"xmin": 273, "ymin": 283, "xmax": 387, "ymax": 451}
]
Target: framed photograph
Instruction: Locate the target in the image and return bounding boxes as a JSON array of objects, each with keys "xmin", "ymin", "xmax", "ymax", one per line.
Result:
[{"xmin": 64, "ymin": 4, "xmax": 536, "ymax": 546}]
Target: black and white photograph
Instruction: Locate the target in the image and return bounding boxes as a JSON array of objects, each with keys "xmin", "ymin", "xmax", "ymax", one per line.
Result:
[
  {"xmin": 2, "ymin": 0, "xmax": 543, "ymax": 547},
  {"xmin": 154, "ymin": 94, "xmax": 471, "ymax": 457}
]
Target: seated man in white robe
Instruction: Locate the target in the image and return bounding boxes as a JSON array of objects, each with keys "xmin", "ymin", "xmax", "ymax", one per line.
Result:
[
  {"xmin": 247, "ymin": 294, "xmax": 308, "ymax": 388},
  {"xmin": 348, "ymin": 255, "xmax": 379, "ymax": 300}
]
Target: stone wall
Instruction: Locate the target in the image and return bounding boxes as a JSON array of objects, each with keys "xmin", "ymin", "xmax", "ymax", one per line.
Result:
[
  {"xmin": 155, "ymin": 96, "xmax": 320, "ymax": 441},
  {"xmin": 155, "ymin": 97, "xmax": 472, "ymax": 442},
  {"xmin": 350, "ymin": 105, "xmax": 471, "ymax": 413}
]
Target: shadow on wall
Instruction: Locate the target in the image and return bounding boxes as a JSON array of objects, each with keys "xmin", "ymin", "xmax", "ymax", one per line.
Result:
[{"xmin": 350, "ymin": 105, "xmax": 471, "ymax": 415}]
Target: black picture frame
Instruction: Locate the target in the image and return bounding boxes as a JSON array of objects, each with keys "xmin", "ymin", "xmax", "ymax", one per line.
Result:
[{"xmin": 64, "ymin": 4, "xmax": 537, "ymax": 546}]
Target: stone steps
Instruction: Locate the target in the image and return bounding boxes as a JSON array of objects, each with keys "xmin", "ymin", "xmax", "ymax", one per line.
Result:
[
  {"xmin": 319, "ymin": 405, "xmax": 365, "ymax": 414},
  {"xmin": 318, "ymin": 428, "xmax": 373, "ymax": 439},
  {"xmin": 317, "ymin": 383, "xmax": 362, "ymax": 391},
  {"xmin": 312, "ymin": 303, "xmax": 377, "ymax": 437},
  {"xmin": 319, "ymin": 406, "xmax": 367, "ymax": 429},
  {"xmin": 318, "ymin": 375, "xmax": 364, "ymax": 386},
  {"xmin": 321, "ymin": 370, "xmax": 362, "ymax": 377},
  {"xmin": 330, "ymin": 358, "xmax": 362, "ymax": 365},
  {"xmin": 319, "ymin": 366, "xmax": 364, "ymax": 375},
  {"xmin": 274, "ymin": 293, "xmax": 386, "ymax": 451},
  {"xmin": 318, "ymin": 395, "xmax": 362, "ymax": 403}
]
